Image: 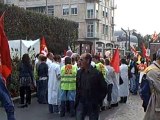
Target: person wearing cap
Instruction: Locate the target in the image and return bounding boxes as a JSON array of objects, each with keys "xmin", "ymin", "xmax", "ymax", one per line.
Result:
[{"xmin": 143, "ymin": 49, "xmax": 160, "ymax": 120}]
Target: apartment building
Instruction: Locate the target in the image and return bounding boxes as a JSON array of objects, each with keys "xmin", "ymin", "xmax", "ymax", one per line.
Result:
[{"xmin": 5, "ymin": 0, "xmax": 116, "ymax": 54}]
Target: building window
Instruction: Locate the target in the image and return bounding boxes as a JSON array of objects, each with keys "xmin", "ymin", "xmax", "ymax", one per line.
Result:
[
  {"xmin": 71, "ymin": 5, "xmax": 77, "ymax": 15},
  {"xmin": 98, "ymin": 44, "xmax": 102, "ymax": 47},
  {"xmin": 87, "ymin": 21, "xmax": 94, "ymax": 37},
  {"xmin": 87, "ymin": 9, "xmax": 94, "ymax": 18},
  {"xmin": 48, "ymin": 6, "xmax": 54, "ymax": 16},
  {"xmin": 87, "ymin": 3, "xmax": 94, "ymax": 18},
  {"xmin": 106, "ymin": 8, "xmax": 108, "ymax": 17},
  {"xmin": 63, "ymin": 5, "xmax": 69, "ymax": 15},
  {"xmin": 26, "ymin": 6, "xmax": 46, "ymax": 14},
  {"xmin": 102, "ymin": 24, "xmax": 105, "ymax": 34},
  {"xmin": 102, "ymin": 7, "xmax": 105, "ymax": 17},
  {"xmin": 106, "ymin": 25, "xmax": 108, "ymax": 35}
]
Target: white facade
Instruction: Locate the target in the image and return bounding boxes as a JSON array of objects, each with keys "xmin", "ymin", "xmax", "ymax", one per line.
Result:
[{"xmin": 5, "ymin": 0, "xmax": 116, "ymax": 54}]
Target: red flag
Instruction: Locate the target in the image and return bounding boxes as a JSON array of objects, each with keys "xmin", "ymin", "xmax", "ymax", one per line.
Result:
[
  {"xmin": 0, "ymin": 13, "xmax": 12, "ymax": 81},
  {"xmin": 142, "ymin": 43, "xmax": 147, "ymax": 58},
  {"xmin": 142, "ymin": 43, "xmax": 150, "ymax": 61},
  {"xmin": 110, "ymin": 48, "xmax": 120, "ymax": 73},
  {"xmin": 40, "ymin": 36, "xmax": 48, "ymax": 56},
  {"xmin": 130, "ymin": 46, "xmax": 138, "ymax": 57}
]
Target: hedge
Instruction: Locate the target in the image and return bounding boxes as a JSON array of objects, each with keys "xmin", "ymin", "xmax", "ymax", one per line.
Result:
[{"xmin": 0, "ymin": 3, "xmax": 78, "ymax": 54}]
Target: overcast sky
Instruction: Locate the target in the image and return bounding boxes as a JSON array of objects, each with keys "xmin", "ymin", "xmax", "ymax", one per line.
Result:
[{"xmin": 114, "ymin": 0, "xmax": 160, "ymax": 36}]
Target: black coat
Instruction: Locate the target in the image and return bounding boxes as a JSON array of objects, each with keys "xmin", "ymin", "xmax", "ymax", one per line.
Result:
[{"xmin": 75, "ymin": 66, "xmax": 107, "ymax": 107}]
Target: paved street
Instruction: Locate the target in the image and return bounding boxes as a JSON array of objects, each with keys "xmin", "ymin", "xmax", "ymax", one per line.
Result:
[{"xmin": 0, "ymin": 95, "xmax": 145, "ymax": 120}]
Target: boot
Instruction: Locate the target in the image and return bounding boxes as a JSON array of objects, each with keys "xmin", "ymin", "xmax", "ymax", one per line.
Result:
[{"xmin": 108, "ymin": 101, "xmax": 111, "ymax": 109}]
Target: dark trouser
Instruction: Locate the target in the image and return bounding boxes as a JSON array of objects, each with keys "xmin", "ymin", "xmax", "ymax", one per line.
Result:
[
  {"xmin": 76, "ymin": 102, "xmax": 99, "ymax": 120},
  {"xmin": 37, "ymin": 80, "xmax": 48, "ymax": 104},
  {"xmin": 120, "ymin": 97, "xmax": 127, "ymax": 103},
  {"xmin": 130, "ymin": 74, "xmax": 137, "ymax": 94},
  {"xmin": 20, "ymin": 86, "xmax": 31, "ymax": 104},
  {"xmin": 0, "ymin": 76, "xmax": 15, "ymax": 120},
  {"xmin": 48, "ymin": 104, "xmax": 59, "ymax": 113},
  {"xmin": 107, "ymin": 84, "xmax": 113, "ymax": 102},
  {"xmin": 60, "ymin": 101, "xmax": 75, "ymax": 117},
  {"xmin": 136, "ymin": 74, "xmax": 139, "ymax": 92}
]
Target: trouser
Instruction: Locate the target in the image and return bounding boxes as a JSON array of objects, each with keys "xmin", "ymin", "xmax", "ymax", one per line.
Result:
[
  {"xmin": 20, "ymin": 86, "xmax": 31, "ymax": 104},
  {"xmin": 136, "ymin": 74, "xmax": 140, "ymax": 92},
  {"xmin": 130, "ymin": 74, "xmax": 137, "ymax": 93},
  {"xmin": 76, "ymin": 102, "xmax": 99, "ymax": 120},
  {"xmin": 120, "ymin": 97, "xmax": 127, "ymax": 103},
  {"xmin": 107, "ymin": 84, "xmax": 113, "ymax": 102},
  {"xmin": 0, "ymin": 76, "xmax": 15, "ymax": 120},
  {"xmin": 60, "ymin": 90, "xmax": 76, "ymax": 116},
  {"xmin": 37, "ymin": 80, "xmax": 48, "ymax": 104},
  {"xmin": 60, "ymin": 101, "xmax": 75, "ymax": 116},
  {"xmin": 48, "ymin": 104, "xmax": 59, "ymax": 113}
]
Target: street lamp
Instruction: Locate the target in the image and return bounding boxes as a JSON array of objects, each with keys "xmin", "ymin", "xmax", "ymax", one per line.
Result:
[
  {"xmin": 121, "ymin": 28, "xmax": 128, "ymax": 50},
  {"xmin": 128, "ymin": 28, "xmax": 131, "ymax": 51},
  {"xmin": 45, "ymin": 0, "xmax": 48, "ymax": 15}
]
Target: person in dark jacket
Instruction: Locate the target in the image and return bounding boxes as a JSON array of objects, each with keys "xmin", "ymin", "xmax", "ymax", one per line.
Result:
[
  {"xmin": 0, "ymin": 75, "xmax": 16, "ymax": 120},
  {"xmin": 75, "ymin": 53, "xmax": 108, "ymax": 120},
  {"xmin": 37, "ymin": 55, "xmax": 48, "ymax": 104},
  {"xmin": 19, "ymin": 54, "xmax": 34, "ymax": 108}
]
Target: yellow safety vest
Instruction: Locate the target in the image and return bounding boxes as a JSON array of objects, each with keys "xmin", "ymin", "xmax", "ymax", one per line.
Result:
[
  {"xmin": 61, "ymin": 64, "xmax": 77, "ymax": 90},
  {"xmin": 95, "ymin": 63, "xmax": 106, "ymax": 79}
]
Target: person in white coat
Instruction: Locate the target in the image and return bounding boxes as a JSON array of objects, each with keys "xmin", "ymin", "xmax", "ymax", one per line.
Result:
[
  {"xmin": 104, "ymin": 59, "xmax": 114, "ymax": 109},
  {"xmin": 119, "ymin": 58, "xmax": 129, "ymax": 103},
  {"xmin": 48, "ymin": 58, "xmax": 61, "ymax": 113}
]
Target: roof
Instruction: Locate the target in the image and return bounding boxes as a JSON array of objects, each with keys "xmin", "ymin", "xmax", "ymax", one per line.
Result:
[{"xmin": 114, "ymin": 31, "xmax": 138, "ymax": 43}]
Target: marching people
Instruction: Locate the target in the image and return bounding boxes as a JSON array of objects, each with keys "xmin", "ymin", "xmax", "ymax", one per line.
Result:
[
  {"xmin": 129, "ymin": 57, "xmax": 138, "ymax": 95},
  {"xmin": 18, "ymin": 54, "xmax": 34, "ymax": 108},
  {"xmin": 60, "ymin": 57, "xmax": 77, "ymax": 117},
  {"xmin": 104, "ymin": 58, "xmax": 115, "ymax": 109},
  {"xmin": 92, "ymin": 54, "xmax": 106, "ymax": 79},
  {"xmin": 75, "ymin": 53, "xmax": 108, "ymax": 120},
  {"xmin": 37, "ymin": 55, "xmax": 48, "ymax": 104},
  {"xmin": 46, "ymin": 52, "xmax": 54, "ymax": 67},
  {"xmin": 0, "ymin": 75, "xmax": 16, "ymax": 120},
  {"xmin": 54, "ymin": 55, "xmax": 63, "ymax": 68},
  {"xmin": 143, "ymin": 49, "xmax": 160, "ymax": 120},
  {"xmin": 92, "ymin": 55, "xmax": 107, "ymax": 111},
  {"xmin": 119, "ymin": 58, "xmax": 129, "ymax": 103},
  {"xmin": 48, "ymin": 56, "xmax": 61, "ymax": 113}
]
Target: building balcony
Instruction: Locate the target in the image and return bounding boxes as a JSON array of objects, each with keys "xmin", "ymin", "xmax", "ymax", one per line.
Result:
[
  {"xmin": 85, "ymin": 33, "xmax": 100, "ymax": 40},
  {"xmin": 85, "ymin": 17, "xmax": 100, "ymax": 21},
  {"xmin": 85, "ymin": 14, "xmax": 101, "ymax": 21},
  {"xmin": 85, "ymin": 0, "xmax": 100, "ymax": 2},
  {"xmin": 111, "ymin": 5, "xmax": 117, "ymax": 10}
]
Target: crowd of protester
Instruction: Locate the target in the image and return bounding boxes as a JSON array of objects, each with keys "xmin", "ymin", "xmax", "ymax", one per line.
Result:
[{"xmin": 2, "ymin": 49, "xmax": 160, "ymax": 120}]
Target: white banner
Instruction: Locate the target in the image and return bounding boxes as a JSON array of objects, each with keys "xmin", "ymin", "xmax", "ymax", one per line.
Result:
[{"xmin": 9, "ymin": 39, "xmax": 40, "ymax": 60}]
